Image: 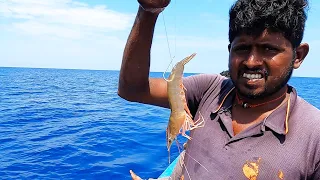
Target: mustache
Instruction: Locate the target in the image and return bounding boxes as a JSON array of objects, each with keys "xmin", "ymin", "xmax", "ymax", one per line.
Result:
[{"xmin": 240, "ymin": 67, "xmax": 269, "ymax": 77}]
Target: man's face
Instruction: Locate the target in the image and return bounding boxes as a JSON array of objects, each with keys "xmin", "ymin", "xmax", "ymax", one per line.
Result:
[{"xmin": 228, "ymin": 29, "xmax": 295, "ymax": 99}]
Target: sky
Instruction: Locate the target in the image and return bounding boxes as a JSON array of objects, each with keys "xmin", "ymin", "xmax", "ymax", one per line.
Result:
[{"xmin": 0, "ymin": 0, "xmax": 320, "ymax": 77}]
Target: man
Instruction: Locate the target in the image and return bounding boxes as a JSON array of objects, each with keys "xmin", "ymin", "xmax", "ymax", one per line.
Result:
[{"xmin": 118, "ymin": 0, "xmax": 320, "ymax": 179}]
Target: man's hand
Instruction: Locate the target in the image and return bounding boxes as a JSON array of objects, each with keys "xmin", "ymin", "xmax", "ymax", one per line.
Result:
[
  {"xmin": 138, "ymin": 0, "xmax": 171, "ymax": 11},
  {"xmin": 130, "ymin": 170, "xmax": 142, "ymax": 180}
]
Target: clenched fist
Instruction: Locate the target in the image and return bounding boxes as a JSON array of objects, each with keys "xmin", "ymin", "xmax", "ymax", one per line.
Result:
[{"xmin": 138, "ymin": 0, "xmax": 171, "ymax": 13}]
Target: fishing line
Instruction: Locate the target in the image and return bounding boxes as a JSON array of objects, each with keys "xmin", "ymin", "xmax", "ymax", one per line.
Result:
[{"xmin": 162, "ymin": 0, "xmax": 177, "ymax": 82}]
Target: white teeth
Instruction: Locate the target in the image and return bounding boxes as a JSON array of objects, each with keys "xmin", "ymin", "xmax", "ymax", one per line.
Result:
[{"xmin": 243, "ymin": 73, "xmax": 262, "ymax": 80}]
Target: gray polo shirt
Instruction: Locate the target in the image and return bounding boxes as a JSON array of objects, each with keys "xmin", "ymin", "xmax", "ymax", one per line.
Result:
[{"xmin": 168, "ymin": 74, "xmax": 320, "ymax": 180}]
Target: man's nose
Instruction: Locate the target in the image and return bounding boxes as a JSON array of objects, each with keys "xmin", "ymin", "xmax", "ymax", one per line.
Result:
[{"xmin": 243, "ymin": 49, "xmax": 263, "ymax": 68}]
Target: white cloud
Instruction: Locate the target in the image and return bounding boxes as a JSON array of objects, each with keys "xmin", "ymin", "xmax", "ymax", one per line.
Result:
[
  {"xmin": 0, "ymin": 0, "xmax": 133, "ymax": 70},
  {"xmin": 0, "ymin": 0, "xmax": 135, "ymax": 39},
  {"xmin": 12, "ymin": 21, "xmax": 84, "ymax": 39}
]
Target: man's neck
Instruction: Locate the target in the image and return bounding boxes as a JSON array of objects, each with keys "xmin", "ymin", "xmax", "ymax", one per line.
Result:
[
  {"xmin": 231, "ymin": 86, "xmax": 290, "ymax": 135},
  {"xmin": 235, "ymin": 86, "xmax": 289, "ymax": 110}
]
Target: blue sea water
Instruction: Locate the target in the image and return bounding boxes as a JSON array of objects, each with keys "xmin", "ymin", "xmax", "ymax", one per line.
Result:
[{"xmin": 0, "ymin": 67, "xmax": 319, "ymax": 180}]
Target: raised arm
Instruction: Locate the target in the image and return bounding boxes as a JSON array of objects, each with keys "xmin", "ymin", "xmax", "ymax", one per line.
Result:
[{"xmin": 118, "ymin": 1, "xmax": 171, "ymax": 108}]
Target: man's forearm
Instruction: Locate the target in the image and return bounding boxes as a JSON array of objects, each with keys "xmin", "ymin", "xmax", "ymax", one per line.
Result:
[{"xmin": 118, "ymin": 6, "xmax": 160, "ymax": 98}]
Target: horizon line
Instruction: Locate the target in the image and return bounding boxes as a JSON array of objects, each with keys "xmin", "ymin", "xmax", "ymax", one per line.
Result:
[{"xmin": 0, "ymin": 66, "xmax": 318, "ymax": 78}]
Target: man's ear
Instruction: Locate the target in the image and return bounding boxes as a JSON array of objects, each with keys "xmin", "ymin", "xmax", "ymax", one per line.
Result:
[{"xmin": 293, "ymin": 43, "xmax": 309, "ymax": 69}]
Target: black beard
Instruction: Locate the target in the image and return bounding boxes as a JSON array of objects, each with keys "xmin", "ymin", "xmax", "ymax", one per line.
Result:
[{"xmin": 230, "ymin": 61, "xmax": 293, "ymax": 99}]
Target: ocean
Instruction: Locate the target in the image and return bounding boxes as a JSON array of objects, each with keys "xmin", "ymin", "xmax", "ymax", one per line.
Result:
[{"xmin": 0, "ymin": 67, "xmax": 319, "ymax": 179}]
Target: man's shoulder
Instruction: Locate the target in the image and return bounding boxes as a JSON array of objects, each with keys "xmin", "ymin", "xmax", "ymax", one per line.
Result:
[
  {"xmin": 295, "ymin": 96, "xmax": 320, "ymax": 117},
  {"xmin": 184, "ymin": 73, "xmax": 233, "ymax": 91},
  {"xmin": 184, "ymin": 73, "xmax": 226, "ymax": 81},
  {"xmin": 183, "ymin": 73, "xmax": 232, "ymax": 116},
  {"xmin": 183, "ymin": 73, "xmax": 234, "ymax": 110},
  {"xmin": 292, "ymin": 95, "xmax": 320, "ymax": 130}
]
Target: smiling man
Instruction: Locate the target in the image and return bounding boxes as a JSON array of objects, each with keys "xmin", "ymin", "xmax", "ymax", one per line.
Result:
[{"xmin": 118, "ymin": 0, "xmax": 320, "ymax": 179}]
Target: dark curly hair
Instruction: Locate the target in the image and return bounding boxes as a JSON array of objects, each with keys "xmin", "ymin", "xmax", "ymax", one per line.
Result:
[{"xmin": 229, "ymin": 0, "xmax": 309, "ymax": 48}]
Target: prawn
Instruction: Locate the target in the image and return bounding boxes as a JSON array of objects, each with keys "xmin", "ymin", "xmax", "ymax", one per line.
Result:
[
  {"xmin": 164, "ymin": 53, "xmax": 205, "ymax": 163},
  {"xmin": 128, "ymin": 54, "xmax": 207, "ymax": 180}
]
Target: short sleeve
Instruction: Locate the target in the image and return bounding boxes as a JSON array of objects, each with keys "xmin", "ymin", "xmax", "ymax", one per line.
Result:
[{"xmin": 182, "ymin": 73, "xmax": 224, "ymax": 117}]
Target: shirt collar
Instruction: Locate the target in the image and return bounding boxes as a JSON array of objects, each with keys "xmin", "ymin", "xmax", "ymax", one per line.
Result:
[
  {"xmin": 211, "ymin": 82, "xmax": 297, "ymax": 135},
  {"xmin": 263, "ymin": 85, "xmax": 297, "ymax": 135},
  {"xmin": 211, "ymin": 79, "xmax": 235, "ymax": 114}
]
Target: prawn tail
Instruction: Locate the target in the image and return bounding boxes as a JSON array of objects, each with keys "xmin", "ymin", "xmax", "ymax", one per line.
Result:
[
  {"xmin": 164, "ymin": 53, "xmax": 196, "ymax": 82},
  {"xmin": 181, "ymin": 53, "xmax": 197, "ymax": 65}
]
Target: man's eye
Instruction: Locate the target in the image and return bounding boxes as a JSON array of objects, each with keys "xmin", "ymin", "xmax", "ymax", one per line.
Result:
[
  {"xmin": 234, "ymin": 46, "xmax": 250, "ymax": 52},
  {"xmin": 264, "ymin": 46, "xmax": 278, "ymax": 52}
]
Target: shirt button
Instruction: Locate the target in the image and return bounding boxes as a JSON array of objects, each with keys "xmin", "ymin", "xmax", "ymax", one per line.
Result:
[{"xmin": 224, "ymin": 145, "xmax": 229, "ymax": 150}]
